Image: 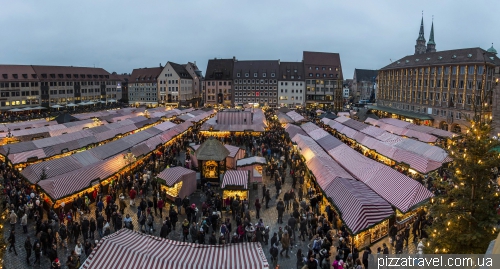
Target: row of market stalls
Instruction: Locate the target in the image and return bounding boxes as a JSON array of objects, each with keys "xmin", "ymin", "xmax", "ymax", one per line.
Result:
[
  {"xmin": 321, "ymin": 117, "xmax": 452, "ymax": 175},
  {"xmin": 364, "ymin": 118, "xmax": 438, "ymax": 143},
  {"xmin": 200, "ymin": 108, "xmax": 267, "ymax": 136},
  {"xmin": 0, "ymin": 110, "xmax": 185, "ymax": 168},
  {"xmin": 365, "ymin": 117, "xmax": 455, "ymax": 139},
  {"xmin": 81, "ymin": 228, "xmax": 269, "ymax": 269},
  {"xmin": 17, "ymin": 108, "xmax": 216, "ymax": 208},
  {"xmin": 285, "ymin": 122, "xmax": 434, "ymax": 248},
  {"xmin": 284, "ymin": 126, "xmax": 394, "ymax": 248},
  {"xmin": 189, "ymin": 144, "xmax": 245, "ymax": 170}
]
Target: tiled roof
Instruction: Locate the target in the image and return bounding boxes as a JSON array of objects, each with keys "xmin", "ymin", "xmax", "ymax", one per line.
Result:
[
  {"xmin": 129, "ymin": 67, "xmax": 162, "ymax": 83},
  {"xmin": 354, "ymin": 69, "xmax": 378, "ymax": 82},
  {"xmin": 205, "ymin": 58, "xmax": 235, "ymax": 81},
  {"xmin": 233, "ymin": 60, "xmax": 279, "ymax": 79},
  {"xmin": 278, "ymin": 62, "xmax": 304, "ymax": 81},
  {"xmin": 303, "ymin": 51, "xmax": 343, "ymax": 78},
  {"xmin": 168, "ymin": 62, "xmax": 193, "ymax": 79},
  {"xmin": 381, "ymin": 47, "xmax": 500, "ymax": 70}
]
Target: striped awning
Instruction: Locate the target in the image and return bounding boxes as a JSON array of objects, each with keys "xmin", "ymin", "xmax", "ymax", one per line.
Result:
[
  {"xmin": 222, "ymin": 170, "xmax": 249, "ymax": 189},
  {"xmin": 286, "ymin": 111, "xmax": 305, "ymax": 122},
  {"xmin": 81, "ymin": 229, "xmax": 269, "ymax": 269},
  {"xmin": 323, "ymin": 178, "xmax": 393, "ymax": 234},
  {"xmin": 157, "ymin": 166, "xmax": 196, "ymax": 187}
]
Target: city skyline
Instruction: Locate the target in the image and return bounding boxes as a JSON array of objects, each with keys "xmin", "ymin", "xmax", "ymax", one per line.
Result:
[{"xmin": 0, "ymin": 0, "xmax": 498, "ymax": 78}]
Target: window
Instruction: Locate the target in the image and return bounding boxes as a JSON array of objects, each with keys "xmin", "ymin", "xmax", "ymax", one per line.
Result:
[
  {"xmin": 435, "ymin": 92, "xmax": 440, "ymax": 101},
  {"xmin": 271, "ymin": 73, "xmax": 275, "ymax": 77},
  {"xmin": 315, "ymin": 67, "xmax": 319, "ymax": 70},
  {"xmin": 254, "ymin": 73, "xmax": 258, "ymax": 77},
  {"xmin": 466, "ymin": 94, "xmax": 471, "ymax": 105},
  {"xmin": 458, "ymin": 93, "xmax": 463, "ymax": 104},
  {"xmin": 452, "ymin": 66, "xmax": 457, "ymax": 74},
  {"xmin": 460, "ymin": 66, "xmax": 465, "ymax": 74},
  {"xmin": 438, "ymin": 67, "xmax": 442, "ymax": 74},
  {"xmin": 263, "ymin": 73, "xmax": 266, "ymax": 77},
  {"xmin": 237, "ymin": 73, "xmax": 240, "ymax": 77},
  {"xmin": 477, "ymin": 66, "xmax": 484, "ymax": 75},
  {"xmin": 443, "ymin": 93, "xmax": 447, "ymax": 102},
  {"xmin": 245, "ymin": 73, "xmax": 249, "ymax": 77},
  {"xmin": 459, "ymin": 80, "xmax": 464, "ymax": 89},
  {"xmin": 309, "ymin": 73, "xmax": 313, "ymax": 77},
  {"xmin": 468, "ymin": 66, "xmax": 474, "ymax": 74},
  {"xmin": 429, "ymin": 92, "xmax": 434, "ymax": 101}
]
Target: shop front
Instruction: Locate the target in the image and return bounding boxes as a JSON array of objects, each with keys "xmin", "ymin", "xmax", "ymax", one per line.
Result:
[{"xmin": 221, "ymin": 170, "xmax": 249, "ymax": 200}]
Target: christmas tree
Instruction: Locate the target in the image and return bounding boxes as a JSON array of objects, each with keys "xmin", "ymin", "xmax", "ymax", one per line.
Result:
[{"xmin": 425, "ymin": 78, "xmax": 500, "ymax": 254}]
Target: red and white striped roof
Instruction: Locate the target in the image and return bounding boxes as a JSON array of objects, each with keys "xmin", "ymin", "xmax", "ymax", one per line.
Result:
[
  {"xmin": 284, "ymin": 128, "xmax": 394, "ymax": 234},
  {"xmin": 82, "ymin": 229, "xmax": 269, "ymax": 269},
  {"xmin": 300, "ymin": 123, "xmax": 434, "ymax": 212},
  {"xmin": 157, "ymin": 166, "xmax": 196, "ymax": 187},
  {"xmin": 286, "ymin": 110, "xmax": 305, "ymax": 122},
  {"xmin": 222, "ymin": 170, "xmax": 249, "ymax": 189}
]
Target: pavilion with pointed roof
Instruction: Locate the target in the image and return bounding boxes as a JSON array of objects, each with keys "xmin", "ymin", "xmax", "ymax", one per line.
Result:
[{"xmin": 195, "ymin": 137, "xmax": 230, "ymax": 185}]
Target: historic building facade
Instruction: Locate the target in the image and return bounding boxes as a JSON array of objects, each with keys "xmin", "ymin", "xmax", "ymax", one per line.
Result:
[
  {"xmin": 129, "ymin": 67, "xmax": 161, "ymax": 106},
  {"xmin": 232, "ymin": 60, "xmax": 280, "ymax": 107},
  {"xmin": 352, "ymin": 69, "xmax": 378, "ymax": 102},
  {"xmin": 302, "ymin": 51, "xmax": 343, "ymax": 111},
  {"xmin": 0, "ymin": 65, "xmax": 121, "ymax": 109},
  {"xmin": 204, "ymin": 58, "xmax": 235, "ymax": 106},
  {"xmin": 277, "ymin": 62, "xmax": 305, "ymax": 107},
  {"xmin": 377, "ymin": 18, "xmax": 500, "ymax": 133}
]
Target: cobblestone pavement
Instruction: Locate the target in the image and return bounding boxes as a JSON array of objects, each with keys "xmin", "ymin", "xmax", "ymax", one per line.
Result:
[{"xmin": 2, "ymin": 149, "xmax": 417, "ymax": 269}]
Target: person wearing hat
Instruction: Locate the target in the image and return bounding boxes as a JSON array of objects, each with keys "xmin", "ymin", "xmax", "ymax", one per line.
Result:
[
  {"xmin": 129, "ymin": 187, "xmax": 137, "ymax": 206},
  {"xmin": 51, "ymin": 258, "xmax": 61, "ymax": 269}
]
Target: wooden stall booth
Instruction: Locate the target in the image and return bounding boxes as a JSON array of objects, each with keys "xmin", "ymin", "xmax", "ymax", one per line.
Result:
[
  {"xmin": 221, "ymin": 170, "xmax": 249, "ymax": 201},
  {"xmin": 236, "ymin": 156, "xmax": 266, "ymax": 183},
  {"xmin": 156, "ymin": 166, "xmax": 197, "ymax": 201},
  {"xmin": 194, "ymin": 137, "xmax": 230, "ymax": 186}
]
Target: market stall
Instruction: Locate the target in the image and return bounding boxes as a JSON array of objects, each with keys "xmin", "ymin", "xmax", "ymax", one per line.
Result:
[
  {"xmin": 221, "ymin": 170, "xmax": 249, "ymax": 200},
  {"xmin": 200, "ymin": 109, "xmax": 268, "ymax": 136},
  {"xmin": 237, "ymin": 156, "xmax": 266, "ymax": 183},
  {"xmin": 194, "ymin": 137, "xmax": 230, "ymax": 186},
  {"xmin": 82, "ymin": 229, "xmax": 269, "ymax": 269},
  {"xmin": 156, "ymin": 166, "xmax": 196, "ymax": 200}
]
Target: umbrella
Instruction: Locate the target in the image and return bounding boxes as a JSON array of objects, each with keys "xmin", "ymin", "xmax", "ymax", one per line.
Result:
[
  {"xmin": 87, "ymin": 101, "xmax": 96, "ymax": 105},
  {"xmin": 8, "ymin": 108, "xmax": 23, "ymax": 112},
  {"xmin": 23, "ymin": 107, "xmax": 35, "ymax": 111},
  {"xmin": 51, "ymin": 104, "xmax": 64, "ymax": 109},
  {"xmin": 66, "ymin": 103, "xmax": 78, "ymax": 107},
  {"xmin": 108, "ymin": 99, "xmax": 117, "ymax": 103},
  {"xmin": 78, "ymin": 102, "xmax": 89, "ymax": 106}
]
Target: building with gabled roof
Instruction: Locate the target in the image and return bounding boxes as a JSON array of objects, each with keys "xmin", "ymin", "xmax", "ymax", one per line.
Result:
[
  {"xmin": 128, "ymin": 66, "xmax": 162, "ymax": 106},
  {"xmin": 233, "ymin": 60, "xmax": 280, "ymax": 107},
  {"xmin": 204, "ymin": 57, "xmax": 235, "ymax": 106},
  {"xmin": 352, "ymin": 69, "xmax": 378, "ymax": 102},
  {"xmin": 278, "ymin": 61, "xmax": 305, "ymax": 107},
  {"xmin": 158, "ymin": 62, "xmax": 194, "ymax": 106}
]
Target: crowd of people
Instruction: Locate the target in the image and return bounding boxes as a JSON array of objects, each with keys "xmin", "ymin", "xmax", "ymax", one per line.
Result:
[{"xmin": 2, "ymin": 106, "xmax": 444, "ymax": 269}]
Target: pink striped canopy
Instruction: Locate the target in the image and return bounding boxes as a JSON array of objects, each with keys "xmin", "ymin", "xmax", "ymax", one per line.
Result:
[
  {"xmin": 157, "ymin": 166, "xmax": 196, "ymax": 187},
  {"xmin": 82, "ymin": 229, "xmax": 269, "ymax": 269},
  {"xmin": 222, "ymin": 170, "xmax": 249, "ymax": 189}
]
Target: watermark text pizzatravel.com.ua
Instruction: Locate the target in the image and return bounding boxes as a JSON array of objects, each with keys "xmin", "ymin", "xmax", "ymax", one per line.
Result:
[
  {"xmin": 369, "ymin": 254, "xmax": 500, "ymax": 268},
  {"xmin": 377, "ymin": 256, "xmax": 493, "ymax": 268}
]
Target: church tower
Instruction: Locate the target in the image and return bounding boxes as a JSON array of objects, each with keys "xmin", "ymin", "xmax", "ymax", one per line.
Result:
[
  {"xmin": 426, "ymin": 19, "xmax": 436, "ymax": 53},
  {"xmin": 415, "ymin": 15, "xmax": 427, "ymax": 55}
]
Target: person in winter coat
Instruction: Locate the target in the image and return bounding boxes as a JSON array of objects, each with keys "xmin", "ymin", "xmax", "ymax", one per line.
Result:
[
  {"xmin": 276, "ymin": 199, "xmax": 285, "ymax": 224},
  {"xmin": 157, "ymin": 198, "xmax": 164, "ymax": 218},
  {"xmin": 190, "ymin": 222, "xmax": 198, "ymax": 243},
  {"xmin": 160, "ymin": 221, "xmax": 171, "ymax": 238},
  {"xmin": 24, "ymin": 237, "xmax": 32, "ymax": 265},
  {"xmin": 270, "ymin": 243, "xmax": 279, "ymax": 268},
  {"xmin": 254, "ymin": 199, "xmax": 261, "ymax": 219},
  {"xmin": 280, "ymin": 231, "xmax": 290, "ymax": 258},
  {"xmin": 129, "ymin": 187, "xmax": 137, "ymax": 206}
]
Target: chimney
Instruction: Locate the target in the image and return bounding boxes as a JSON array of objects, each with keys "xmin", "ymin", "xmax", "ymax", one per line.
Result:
[
  {"xmin": 160, "ymin": 63, "xmax": 163, "ymax": 68},
  {"xmin": 278, "ymin": 59, "xmax": 280, "ymax": 65},
  {"xmin": 233, "ymin": 56, "xmax": 236, "ymax": 62}
]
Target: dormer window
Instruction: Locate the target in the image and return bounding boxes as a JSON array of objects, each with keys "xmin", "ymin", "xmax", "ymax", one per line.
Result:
[
  {"xmin": 467, "ymin": 54, "xmax": 472, "ymax": 58},
  {"xmin": 42, "ymin": 74, "xmax": 47, "ymax": 78},
  {"xmin": 31, "ymin": 74, "xmax": 37, "ymax": 78},
  {"xmin": 405, "ymin": 60, "xmax": 410, "ymax": 63},
  {"xmin": 452, "ymin": 55, "xmax": 457, "ymax": 59},
  {"xmin": 93, "ymin": 75, "xmax": 98, "ymax": 78},
  {"xmin": 397, "ymin": 61, "xmax": 400, "ymax": 64},
  {"xmin": 426, "ymin": 58, "xmax": 431, "ymax": 61},
  {"xmin": 12, "ymin": 74, "xmax": 18, "ymax": 79},
  {"xmin": 74, "ymin": 74, "xmax": 79, "ymax": 78},
  {"xmin": 58, "ymin": 74, "xmax": 63, "ymax": 78},
  {"xmin": 245, "ymin": 73, "xmax": 249, "ymax": 77},
  {"xmin": 22, "ymin": 74, "xmax": 28, "ymax": 79},
  {"xmin": 99, "ymin": 75, "xmax": 103, "ymax": 78},
  {"xmin": 66, "ymin": 74, "xmax": 71, "ymax": 78},
  {"xmin": 415, "ymin": 59, "xmax": 420, "ymax": 62},
  {"xmin": 490, "ymin": 57, "xmax": 495, "ymax": 60},
  {"xmin": 50, "ymin": 74, "xmax": 56, "ymax": 78},
  {"xmin": 271, "ymin": 73, "xmax": 275, "ymax": 77},
  {"xmin": 237, "ymin": 73, "xmax": 240, "ymax": 77},
  {"xmin": 438, "ymin": 56, "xmax": 443, "ymax": 60},
  {"xmin": 2, "ymin": 74, "xmax": 7, "ymax": 79},
  {"xmin": 262, "ymin": 73, "xmax": 266, "ymax": 77},
  {"xmin": 87, "ymin": 75, "xmax": 92, "ymax": 78},
  {"xmin": 253, "ymin": 73, "xmax": 258, "ymax": 77}
]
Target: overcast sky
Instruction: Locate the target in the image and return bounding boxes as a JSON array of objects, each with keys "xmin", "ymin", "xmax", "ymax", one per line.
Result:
[{"xmin": 0, "ymin": 0, "xmax": 498, "ymax": 79}]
